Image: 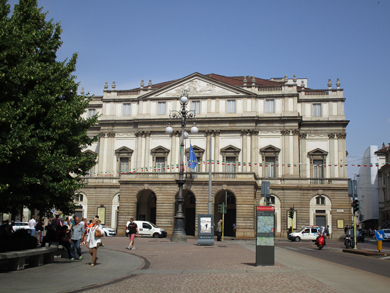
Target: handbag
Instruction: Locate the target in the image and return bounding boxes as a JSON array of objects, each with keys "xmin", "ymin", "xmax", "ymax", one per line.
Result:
[{"xmin": 94, "ymin": 228, "xmax": 103, "ymax": 238}]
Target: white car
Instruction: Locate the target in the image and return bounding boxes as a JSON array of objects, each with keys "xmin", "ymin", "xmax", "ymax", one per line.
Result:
[
  {"xmin": 288, "ymin": 226, "xmax": 320, "ymax": 242},
  {"xmin": 12, "ymin": 222, "xmax": 31, "ymax": 232},
  {"xmin": 101, "ymin": 225, "xmax": 116, "ymax": 237},
  {"xmin": 382, "ymin": 229, "xmax": 390, "ymax": 241},
  {"xmin": 133, "ymin": 221, "xmax": 167, "ymax": 238}
]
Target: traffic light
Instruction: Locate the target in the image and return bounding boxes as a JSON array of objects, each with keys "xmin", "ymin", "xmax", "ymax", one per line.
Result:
[
  {"xmin": 352, "ymin": 200, "xmax": 360, "ymax": 213},
  {"xmin": 218, "ymin": 203, "xmax": 227, "ymax": 214},
  {"xmin": 288, "ymin": 208, "xmax": 294, "ymax": 219}
]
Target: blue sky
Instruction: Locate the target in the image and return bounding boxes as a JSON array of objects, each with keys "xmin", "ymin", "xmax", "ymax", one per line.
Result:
[{"xmin": 8, "ymin": 0, "xmax": 390, "ymax": 178}]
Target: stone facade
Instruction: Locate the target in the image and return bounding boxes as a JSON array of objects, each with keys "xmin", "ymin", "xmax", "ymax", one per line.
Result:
[
  {"xmin": 376, "ymin": 144, "xmax": 390, "ymax": 228},
  {"xmin": 78, "ymin": 73, "xmax": 350, "ymax": 239}
]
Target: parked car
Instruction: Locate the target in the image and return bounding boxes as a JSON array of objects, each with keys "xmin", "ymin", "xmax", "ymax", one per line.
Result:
[
  {"xmin": 12, "ymin": 222, "xmax": 31, "ymax": 232},
  {"xmin": 382, "ymin": 229, "xmax": 390, "ymax": 241},
  {"xmin": 101, "ymin": 225, "xmax": 116, "ymax": 237},
  {"xmin": 133, "ymin": 221, "xmax": 167, "ymax": 238},
  {"xmin": 288, "ymin": 226, "xmax": 320, "ymax": 242}
]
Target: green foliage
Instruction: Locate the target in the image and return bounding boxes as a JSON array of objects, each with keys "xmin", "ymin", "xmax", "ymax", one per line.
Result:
[{"xmin": 0, "ymin": 0, "xmax": 99, "ymax": 216}]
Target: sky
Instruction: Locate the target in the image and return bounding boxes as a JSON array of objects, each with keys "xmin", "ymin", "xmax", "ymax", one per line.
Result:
[{"xmin": 7, "ymin": 0, "xmax": 390, "ymax": 178}]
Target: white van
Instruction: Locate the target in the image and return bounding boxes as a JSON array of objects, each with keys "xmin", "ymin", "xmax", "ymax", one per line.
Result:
[
  {"xmin": 288, "ymin": 226, "xmax": 319, "ymax": 242},
  {"xmin": 133, "ymin": 221, "xmax": 167, "ymax": 238}
]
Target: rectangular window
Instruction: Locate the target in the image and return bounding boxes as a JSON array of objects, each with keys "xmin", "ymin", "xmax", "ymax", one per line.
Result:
[
  {"xmin": 123, "ymin": 103, "xmax": 131, "ymax": 116},
  {"xmin": 192, "ymin": 101, "xmax": 200, "ymax": 114},
  {"xmin": 265, "ymin": 157, "xmax": 275, "ymax": 178},
  {"xmin": 226, "ymin": 157, "xmax": 236, "ymax": 173},
  {"xmin": 88, "ymin": 109, "xmax": 95, "ymax": 118},
  {"xmin": 313, "ymin": 103, "xmax": 321, "ymax": 117},
  {"xmin": 227, "ymin": 100, "xmax": 236, "ymax": 113},
  {"xmin": 120, "ymin": 158, "xmax": 129, "ymax": 173},
  {"xmin": 313, "ymin": 160, "xmax": 323, "ymax": 178},
  {"xmin": 156, "ymin": 157, "xmax": 165, "ymax": 172},
  {"xmin": 266, "ymin": 99, "xmax": 275, "ymax": 113},
  {"xmin": 316, "ymin": 197, "xmax": 326, "ymax": 205},
  {"xmin": 158, "ymin": 102, "xmax": 166, "ymax": 115}
]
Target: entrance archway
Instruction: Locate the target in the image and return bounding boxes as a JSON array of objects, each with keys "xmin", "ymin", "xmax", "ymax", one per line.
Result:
[
  {"xmin": 214, "ymin": 190, "xmax": 236, "ymax": 237},
  {"xmin": 175, "ymin": 190, "xmax": 196, "ymax": 236},
  {"xmin": 136, "ymin": 190, "xmax": 157, "ymax": 224}
]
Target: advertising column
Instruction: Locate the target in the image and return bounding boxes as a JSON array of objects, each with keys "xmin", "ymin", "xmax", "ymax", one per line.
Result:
[
  {"xmin": 197, "ymin": 214, "xmax": 214, "ymax": 246},
  {"xmin": 256, "ymin": 206, "xmax": 275, "ymax": 266}
]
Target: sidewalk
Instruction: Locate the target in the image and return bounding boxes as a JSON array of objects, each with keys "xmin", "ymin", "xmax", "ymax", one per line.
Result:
[
  {"xmin": 0, "ymin": 245, "xmax": 142, "ymax": 293},
  {"xmin": 1, "ymin": 237, "xmax": 390, "ymax": 293}
]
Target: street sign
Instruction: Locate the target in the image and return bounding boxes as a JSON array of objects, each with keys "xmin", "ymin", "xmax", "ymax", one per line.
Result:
[
  {"xmin": 256, "ymin": 206, "xmax": 275, "ymax": 266},
  {"xmin": 376, "ymin": 230, "xmax": 385, "ymax": 241}
]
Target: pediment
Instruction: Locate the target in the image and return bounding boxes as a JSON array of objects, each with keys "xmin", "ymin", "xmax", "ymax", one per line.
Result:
[
  {"xmin": 308, "ymin": 148, "xmax": 328, "ymax": 155},
  {"xmin": 115, "ymin": 146, "xmax": 134, "ymax": 154},
  {"xmin": 260, "ymin": 145, "xmax": 281, "ymax": 153},
  {"xmin": 139, "ymin": 73, "xmax": 254, "ymax": 99},
  {"xmin": 83, "ymin": 149, "xmax": 97, "ymax": 155},
  {"xmin": 151, "ymin": 146, "xmax": 170, "ymax": 154},
  {"xmin": 221, "ymin": 145, "xmax": 241, "ymax": 152},
  {"xmin": 185, "ymin": 145, "xmax": 205, "ymax": 154}
]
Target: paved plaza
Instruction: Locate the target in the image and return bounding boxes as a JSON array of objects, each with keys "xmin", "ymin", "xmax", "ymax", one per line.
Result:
[{"xmin": 1, "ymin": 237, "xmax": 390, "ymax": 293}]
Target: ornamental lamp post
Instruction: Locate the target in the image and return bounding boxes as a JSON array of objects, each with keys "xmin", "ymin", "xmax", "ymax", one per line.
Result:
[{"xmin": 165, "ymin": 89, "xmax": 198, "ymax": 242}]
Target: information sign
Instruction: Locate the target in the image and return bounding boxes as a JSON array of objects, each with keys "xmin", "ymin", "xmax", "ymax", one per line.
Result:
[
  {"xmin": 256, "ymin": 206, "xmax": 275, "ymax": 266},
  {"xmin": 197, "ymin": 214, "xmax": 214, "ymax": 246}
]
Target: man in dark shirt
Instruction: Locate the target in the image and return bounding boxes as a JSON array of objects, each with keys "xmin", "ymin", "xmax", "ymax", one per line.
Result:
[{"xmin": 126, "ymin": 218, "xmax": 139, "ymax": 250}]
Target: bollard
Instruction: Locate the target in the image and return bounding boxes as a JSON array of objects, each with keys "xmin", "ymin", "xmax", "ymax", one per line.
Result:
[{"xmin": 377, "ymin": 240, "xmax": 382, "ymax": 252}]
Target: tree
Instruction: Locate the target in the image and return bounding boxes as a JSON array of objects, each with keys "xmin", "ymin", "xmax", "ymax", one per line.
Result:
[{"xmin": 0, "ymin": 0, "xmax": 99, "ymax": 216}]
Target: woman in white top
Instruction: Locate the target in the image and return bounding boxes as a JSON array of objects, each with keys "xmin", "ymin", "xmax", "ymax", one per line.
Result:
[{"xmin": 85, "ymin": 218, "xmax": 104, "ymax": 267}]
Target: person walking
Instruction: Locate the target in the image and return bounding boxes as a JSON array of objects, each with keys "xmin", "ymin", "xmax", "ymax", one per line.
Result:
[
  {"xmin": 217, "ymin": 219, "xmax": 222, "ymax": 241},
  {"xmin": 70, "ymin": 217, "xmax": 85, "ymax": 261},
  {"xmin": 126, "ymin": 218, "xmax": 139, "ymax": 250},
  {"xmin": 28, "ymin": 215, "xmax": 36, "ymax": 237},
  {"xmin": 85, "ymin": 218, "xmax": 104, "ymax": 267},
  {"xmin": 59, "ymin": 225, "xmax": 72, "ymax": 260},
  {"xmin": 35, "ymin": 218, "xmax": 44, "ymax": 244}
]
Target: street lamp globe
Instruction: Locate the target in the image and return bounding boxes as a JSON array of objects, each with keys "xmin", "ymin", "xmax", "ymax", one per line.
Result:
[
  {"xmin": 190, "ymin": 123, "xmax": 198, "ymax": 134},
  {"xmin": 165, "ymin": 124, "xmax": 173, "ymax": 134},
  {"xmin": 183, "ymin": 131, "xmax": 189, "ymax": 139},
  {"xmin": 180, "ymin": 95, "xmax": 188, "ymax": 104}
]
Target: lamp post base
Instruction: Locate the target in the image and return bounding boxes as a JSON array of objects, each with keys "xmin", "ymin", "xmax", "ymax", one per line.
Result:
[{"xmin": 170, "ymin": 232, "xmax": 187, "ymax": 243}]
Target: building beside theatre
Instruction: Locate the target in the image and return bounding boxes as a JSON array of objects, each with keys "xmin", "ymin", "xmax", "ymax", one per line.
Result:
[{"xmin": 77, "ymin": 72, "xmax": 351, "ymax": 239}]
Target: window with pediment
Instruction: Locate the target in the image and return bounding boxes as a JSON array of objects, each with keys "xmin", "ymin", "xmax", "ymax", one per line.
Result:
[
  {"xmin": 115, "ymin": 147, "xmax": 134, "ymax": 175},
  {"xmin": 151, "ymin": 146, "xmax": 170, "ymax": 172},
  {"xmin": 260, "ymin": 145, "xmax": 280, "ymax": 178},
  {"xmin": 308, "ymin": 148, "xmax": 328, "ymax": 181},
  {"xmin": 221, "ymin": 145, "xmax": 241, "ymax": 173}
]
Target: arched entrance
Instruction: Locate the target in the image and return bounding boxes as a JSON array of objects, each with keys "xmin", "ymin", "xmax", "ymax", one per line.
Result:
[
  {"xmin": 136, "ymin": 190, "xmax": 157, "ymax": 224},
  {"xmin": 175, "ymin": 190, "xmax": 196, "ymax": 236},
  {"xmin": 310, "ymin": 195, "xmax": 332, "ymax": 235},
  {"xmin": 214, "ymin": 190, "xmax": 236, "ymax": 237}
]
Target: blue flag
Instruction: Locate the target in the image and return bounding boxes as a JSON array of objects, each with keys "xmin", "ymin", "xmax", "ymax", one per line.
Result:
[{"xmin": 188, "ymin": 144, "xmax": 198, "ymax": 170}]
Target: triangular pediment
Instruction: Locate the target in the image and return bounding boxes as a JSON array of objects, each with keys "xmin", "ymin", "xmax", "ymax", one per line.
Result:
[
  {"xmin": 308, "ymin": 148, "xmax": 328, "ymax": 155},
  {"xmin": 221, "ymin": 145, "xmax": 241, "ymax": 152},
  {"xmin": 115, "ymin": 146, "xmax": 134, "ymax": 154},
  {"xmin": 185, "ymin": 145, "xmax": 205, "ymax": 154},
  {"xmin": 260, "ymin": 145, "xmax": 281, "ymax": 153},
  {"xmin": 139, "ymin": 73, "xmax": 255, "ymax": 99},
  {"xmin": 151, "ymin": 146, "xmax": 170, "ymax": 154}
]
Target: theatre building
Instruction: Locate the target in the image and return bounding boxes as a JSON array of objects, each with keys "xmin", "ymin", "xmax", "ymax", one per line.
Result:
[{"xmin": 78, "ymin": 72, "xmax": 351, "ymax": 239}]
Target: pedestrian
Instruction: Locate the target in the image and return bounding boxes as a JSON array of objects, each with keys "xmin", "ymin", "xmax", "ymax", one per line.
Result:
[
  {"xmin": 126, "ymin": 218, "xmax": 139, "ymax": 250},
  {"xmin": 36, "ymin": 217, "xmax": 44, "ymax": 244},
  {"xmin": 326, "ymin": 225, "xmax": 330, "ymax": 239},
  {"xmin": 85, "ymin": 218, "xmax": 104, "ymax": 267},
  {"xmin": 28, "ymin": 215, "xmax": 36, "ymax": 237},
  {"xmin": 63, "ymin": 217, "xmax": 69, "ymax": 226},
  {"xmin": 70, "ymin": 217, "xmax": 85, "ymax": 261},
  {"xmin": 217, "ymin": 219, "xmax": 222, "ymax": 241},
  {"xmin": 233, "ymin": 223, "xmax": 236, "ymax": 237},
  {"xmin": 59, "ymin": 225, "xmax": 72, "ymax": 260},
  {"xmin": 344, "ymin": 225, "xmax": 349, "ymax": 235}
]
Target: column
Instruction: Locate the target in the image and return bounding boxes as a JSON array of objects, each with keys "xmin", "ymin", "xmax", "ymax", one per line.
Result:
[
  {"xmin": 299, "ymin": 133, "xmax": 307, "ymax": 178},
  {"xmin": 292, "ymin": 130, "xmax": 300, "ymax": 176},
  {"xmin": 98, "ymin": 133, "xmax": 106, "ymax": 174},
  {"xmin": 214, "ymin": 131, "xmax": 220, "ymax": 172},
  {"xmin": 328, "ymin": 133, "xmax": 336, "ymax": 178},
  {"xmin": 145, "ymin": 131, "xmax": 151, "ymax": 171},
  {"xmin": 250, "ymin": 130, "xmax": 259, "ymax": 173},
  {"xmin": 135, "ymin": 131, "xmax": 142, "ymax": 171},
  {"xmin": 106, "ymin": 132, "xmax": 116, "ymax": 174},
  {"xmin": 281, "ymin": 130, "xmax": 290, "ymax": 176},
  {"xmin": 241, "ymin": 130, "xmax": 247, "ymax": 172},
  {"xmin": 205, "ymin": 131, "xmax": 212, "ymax": 172},
  {"xmin": 337, "ymin": 133, "xmax": 347, "ymax": 178}
]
